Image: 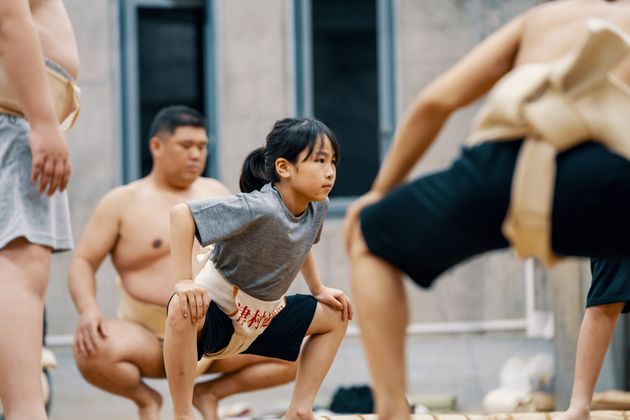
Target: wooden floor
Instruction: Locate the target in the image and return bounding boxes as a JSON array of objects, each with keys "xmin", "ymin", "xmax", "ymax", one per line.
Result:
[{"xmin": 319, "ymin": 412, "xmax": 630, "ymax": 420}]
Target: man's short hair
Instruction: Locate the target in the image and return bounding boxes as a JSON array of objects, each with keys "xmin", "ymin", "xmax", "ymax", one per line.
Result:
[{"xmin": 148, "ymin": 105, "xmax": 205, "ymax": 140}]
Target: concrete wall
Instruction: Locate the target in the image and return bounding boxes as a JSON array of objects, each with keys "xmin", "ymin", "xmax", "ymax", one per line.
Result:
[{"xmin": 46, "ymin": 0, "xmax": 120, "ymax": 335}]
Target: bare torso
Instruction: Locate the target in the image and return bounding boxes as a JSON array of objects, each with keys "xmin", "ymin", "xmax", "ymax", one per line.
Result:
[
  {"xmin": 516, "ymin": 0, "xmax": 630, "ymax": 83},
  {"xmin": 111, "ymin": 177, "xmax": 229, "ymax": 306},
  {"xmin": 30, "ymin": 0, "xmax": 79, "ymax": 78}
]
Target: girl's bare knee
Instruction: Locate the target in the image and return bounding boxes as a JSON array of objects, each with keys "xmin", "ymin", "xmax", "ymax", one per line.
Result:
[
  {"xmin": 166, "ymin": 295, "xmax": 199, "ymax": 331},
  {"xmin": 310, "ymin": 302, "xmax": 348, "ymax": 335}
]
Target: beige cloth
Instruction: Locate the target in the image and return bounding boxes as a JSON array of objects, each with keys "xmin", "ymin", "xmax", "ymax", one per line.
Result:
[
  {"xmin": 0, "ymin": 60, "xmax": 80, "ymax": 131},
  {"xmin": 116, "ymin": 278, "xmax": 213, "ymax": 375},
  {"xmin": 194, "ymin": 246, "xmax": 286, "ymax": 360},
  {"xmin": 468, "ymin": 19, "xmax": 630, "ymax": 265}
]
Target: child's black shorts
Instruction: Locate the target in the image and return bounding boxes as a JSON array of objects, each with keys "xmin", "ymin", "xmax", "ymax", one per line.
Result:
[{"xmin": 197, "ymin": 294, "xmax": 317, "ymax": 362}]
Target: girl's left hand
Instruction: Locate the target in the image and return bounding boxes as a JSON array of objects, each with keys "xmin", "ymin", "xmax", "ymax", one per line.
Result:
[{"xmin": 313, "ymin": 286, "xmax": 353, "ymax": 321}]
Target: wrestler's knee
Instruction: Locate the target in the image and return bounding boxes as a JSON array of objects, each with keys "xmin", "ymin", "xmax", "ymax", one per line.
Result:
[{"xmin": 73, "ymin": 344, "xmax": 112, "ymax": 382}]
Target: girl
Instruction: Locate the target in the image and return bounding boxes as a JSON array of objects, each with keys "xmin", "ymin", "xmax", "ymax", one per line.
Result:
[{"xmin": 164, "ymin": 117, "xmax": 352, "ymax": 420}]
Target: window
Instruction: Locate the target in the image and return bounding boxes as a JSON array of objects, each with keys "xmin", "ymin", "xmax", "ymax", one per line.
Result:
[
  {"xmin": 294, "ymin": 0, "xmax": 396, "ymax": 212},
  {"xmin": 120, "ymin": 0, "xmax": 218, "ymax": 182}
]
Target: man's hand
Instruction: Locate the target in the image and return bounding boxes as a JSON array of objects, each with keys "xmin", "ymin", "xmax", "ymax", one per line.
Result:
[
  {"xmin": 343, "ymin": 190, "xmax": 383, "ymax": 254},
  {"xmin": 175, "ymin": 279, "xmax": 210, "ymax": 323},
  {"xmin": 29, "ymin": 122, "xmax": 71, "ymax": 196},
  {"xmin": 312, "ymin": 286, "xmax": 353, "ymax": 321},
  {"xmin": 73, "ymin": 308, "xmax": 108, "ymax": 357}
]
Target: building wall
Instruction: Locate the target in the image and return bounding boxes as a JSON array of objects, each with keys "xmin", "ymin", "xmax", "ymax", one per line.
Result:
[{"xmin": 46, "ymin": 0, "xmax": 120, "ymax": 335}]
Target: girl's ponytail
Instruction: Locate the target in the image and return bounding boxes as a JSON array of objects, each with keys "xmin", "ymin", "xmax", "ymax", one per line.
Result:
[{"xmin": 239, "ymin": 147, "xmax": 268, "ymax": 193}]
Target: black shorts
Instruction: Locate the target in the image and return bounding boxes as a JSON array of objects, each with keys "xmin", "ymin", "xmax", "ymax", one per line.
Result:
[
  {"xmin": 360, "ymin": 139, "xmax": 630, "ymax": 289},
  {"xmin": 197, "ymin": 294, "xmax": 317, "ymax": 362},
  {"xmin": 587, "ymin": 257, "xmax": 630, "ymax": 313}
]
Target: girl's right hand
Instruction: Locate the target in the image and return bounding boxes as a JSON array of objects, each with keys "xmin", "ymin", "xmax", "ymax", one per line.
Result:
[{"xmin": 175, "ymin": 279, "xmax": 211, "ymax": 323}]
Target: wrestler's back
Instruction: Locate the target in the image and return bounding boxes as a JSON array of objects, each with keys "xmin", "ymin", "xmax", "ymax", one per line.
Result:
[
  {"xmin": 111, "ymin": 178, "xmax": 226, "ymax": 307},
  {"xmin": 30, "ymin": 0, "xmax": 79, "ymax": 78},
  {"xmin": 516, "ymin": 0, "xmax": 630, "ymax": 83}
]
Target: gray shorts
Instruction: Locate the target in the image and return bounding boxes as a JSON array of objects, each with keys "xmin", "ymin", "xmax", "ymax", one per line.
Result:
[{"xmin": 0, "ymin": 114, "xmax": 73, "ymax": 251}]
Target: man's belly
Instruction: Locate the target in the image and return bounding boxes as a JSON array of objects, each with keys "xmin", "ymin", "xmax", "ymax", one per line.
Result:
[
  {"xmin": 33, "ymin": 2, "xmax": 79, "ymax": 78},
  {"xmin": 120, "ymin": 269, "xmax": 177, "ymax": 308}
]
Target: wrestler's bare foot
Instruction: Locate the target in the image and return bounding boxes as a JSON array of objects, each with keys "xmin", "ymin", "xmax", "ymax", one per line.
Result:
[
  {"xmin": 137, "ymin": 387, "xmax": 163, "ymax": 420},
  {"xmin": 192, "ymin": 382, "xmax": 220, "ymax": 420},
  {"xmin": 556, "ymin": 406, "xmax": 591, "ymax": 420}
]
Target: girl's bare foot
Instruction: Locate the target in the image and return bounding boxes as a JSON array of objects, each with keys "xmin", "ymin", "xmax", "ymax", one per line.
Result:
[{"xmin": 192, "ymin": 381, "xmax": 220, "ymax": 420}]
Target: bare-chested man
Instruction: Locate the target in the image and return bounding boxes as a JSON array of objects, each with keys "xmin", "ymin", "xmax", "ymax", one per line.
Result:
[
  {"xmin": 0, "ymin": 1, "xmax": 79, "ymax": 419},
  {"xmin": 68, "ymin": 106, "xmax": 297, "ymax": 420},
  {"xmin": 345, "ymin": 0, "xmax": 630, "ymax": 419}
]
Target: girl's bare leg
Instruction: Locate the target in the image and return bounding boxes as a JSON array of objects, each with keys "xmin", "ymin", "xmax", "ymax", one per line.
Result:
[
  {"xmin": 164, "ymin": 294, "xmax": 204, "ymax": 420},
  {"xmin": 284, "ymin": 303, "xmax": 348, "ymax": 420}
]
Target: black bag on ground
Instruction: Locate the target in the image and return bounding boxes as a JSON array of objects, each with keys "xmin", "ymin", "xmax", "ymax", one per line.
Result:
[{"xmin": 329, "ymin": 385, "xmax": 374, "ymax": 414}]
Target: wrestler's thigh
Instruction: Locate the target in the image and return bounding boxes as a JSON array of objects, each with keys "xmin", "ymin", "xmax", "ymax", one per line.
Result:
[
  {"xmin": 552, "ymin": 142, "xmax": 630, "ymax": 257},
  {"xmin": 0, "ymin": 237, "xmax": 51, "ymax": 292},
  {"xmin": 359, "ymin": 141, "xmax": 517, "ymax": 286},
  {"xmin": 75, "ymin": 319, "xmax": 166, "ymax": 378}
]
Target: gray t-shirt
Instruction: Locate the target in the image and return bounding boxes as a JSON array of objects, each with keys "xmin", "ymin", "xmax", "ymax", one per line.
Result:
[{"xmin": 187, "ymin": 183, "xmax": 328, "ymax": 301}]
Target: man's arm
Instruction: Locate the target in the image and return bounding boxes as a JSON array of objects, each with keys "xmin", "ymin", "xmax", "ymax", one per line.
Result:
[
  {"xmin": 0, "ymin": 0, "xmax": 72, "ymax": 195},
  {"xmin": 344, "ymin": 12, "xmax": 527, "ymax": 250},
  {"xmin": 68, "ymin": 189, "xmax": 125, "ymax": 356},
  {"xmin": 372, "ymin": 13, "xmax": 526, "ymax": 194},
  {"xmin": 301, "ymin": 250, "xmax": 352, "ymax": 321}
]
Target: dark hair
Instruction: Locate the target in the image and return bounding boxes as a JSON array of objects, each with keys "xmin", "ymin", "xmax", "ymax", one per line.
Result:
[
  {"xmin": 148, "ymin": 105, "xmax": 205, "ymax": 140},
  {"xmin": 239, "ymin": 117, "xmax": 340, "ymax": 193}
]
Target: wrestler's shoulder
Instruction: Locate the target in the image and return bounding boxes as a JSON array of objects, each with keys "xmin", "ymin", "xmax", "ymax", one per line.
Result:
[
  {"xmin": 193, "ymin": 177, "xmax": 232, "ymax": 198},
  {"xmin": 96, "ymin": 180, "xmax": 146, "ymax": 211}
]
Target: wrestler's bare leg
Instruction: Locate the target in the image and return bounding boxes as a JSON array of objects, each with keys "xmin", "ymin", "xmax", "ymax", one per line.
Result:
[
  {"xmin": 558, "ymin": 303, "xmax": 624, "ymax": 420},
  {"xmin": 348, "ymin": 224, "xmax": 410, "ymax": 420},
  {"xmin": 0, "ymin": 238, "xmax": 50, "ymax": 420},
  {"xmin": 284, "ymin": 302, "xmax": 348, "ymax": 420},
  {"xmin": 73, "ymin": 320, "xmax": 164, "ymax": 420},
  {"xmin": 164, "ymin": 294, "xmax": 203, "ymax": 420},
  {"xmin": 193, "ymin": 355, "xmax": 297, "ymax": 420}
]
